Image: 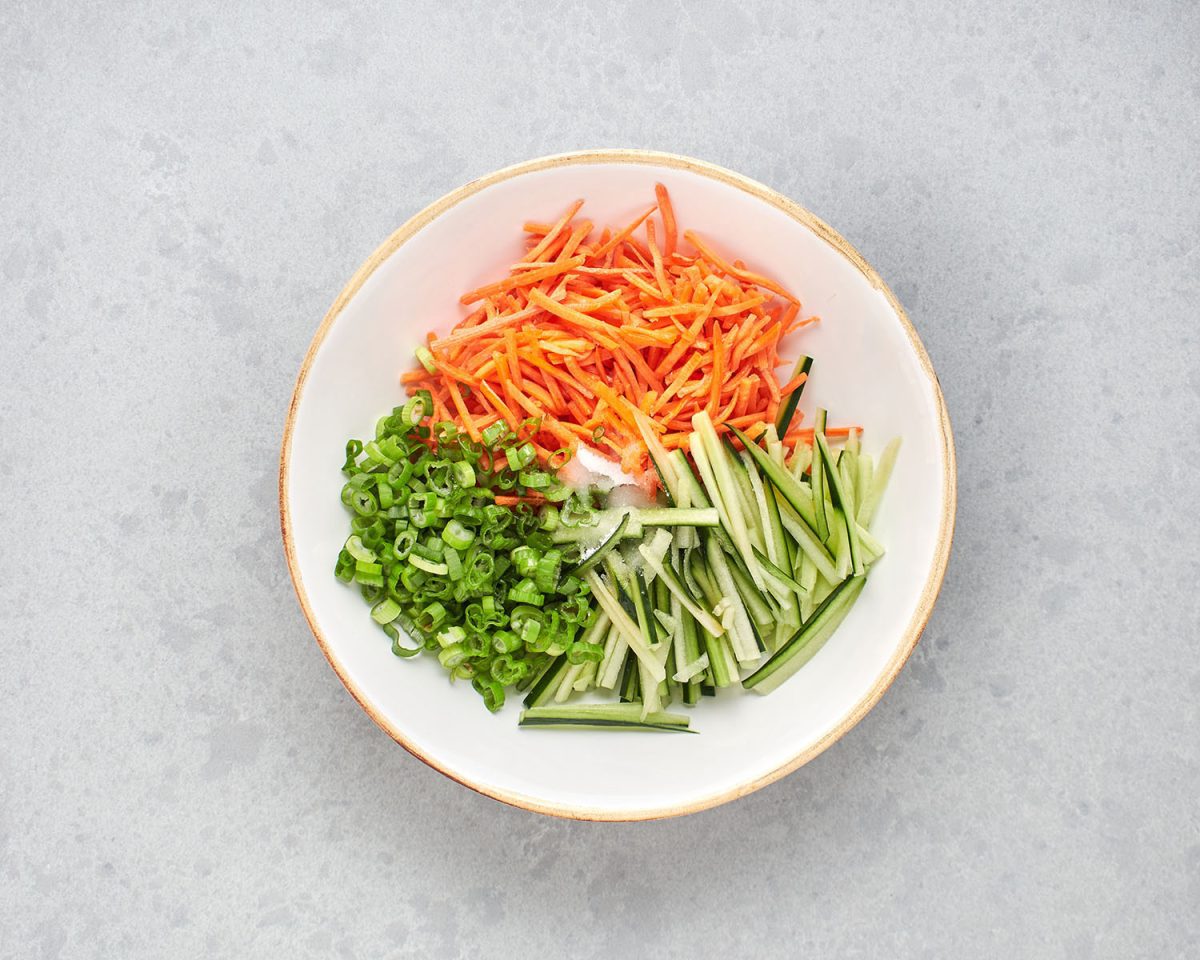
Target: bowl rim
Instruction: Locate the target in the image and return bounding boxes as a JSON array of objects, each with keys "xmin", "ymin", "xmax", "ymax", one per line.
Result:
[{"xmin": 279, "ymin": 148, "xmax": 957, "ymax": 821}]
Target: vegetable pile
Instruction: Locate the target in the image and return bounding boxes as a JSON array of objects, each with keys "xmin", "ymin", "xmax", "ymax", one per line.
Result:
[
  {"xmin": 333, "ymin": 187, "xmax": 899, "ymax": 731},
  {"xmin": 402, "ymin": 185, "xmax": 819, "ymax": 487},
  {"xmin": 333, "ymin": 393, "xmax": 603, "ymax": 713}
]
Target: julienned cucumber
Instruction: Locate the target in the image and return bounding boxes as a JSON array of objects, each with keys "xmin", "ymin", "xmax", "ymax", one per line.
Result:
[
  {"xmin": 743, "ymin": 575, "xmax": 867, "ymax": 694},
  {"xmin": 519, "ymin": 703, "xmax": 695, "ymax": 732},
  {"xmin": 814, "ymin": 430, "xmax": 864, "ymax": 576},
  {"xmin": 810, "ymin": 408, "xmax": 830, "ymax": 540},
  {"xmin": 524, "ymin": 655, "xmax": 570, "ymax": 708},
  {"xmin": 524, "ymin": 414, "xmax": 892, "ymax": 726}
]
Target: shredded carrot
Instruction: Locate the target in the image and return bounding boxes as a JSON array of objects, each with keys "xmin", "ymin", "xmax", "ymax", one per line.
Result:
[
  {"xmin": 404, "ymin": 186, "xmax": 815, "ymax": 487},
  {"xmin": 494, "ymin": 493, "xmax": 546, "ymax": 507},
  {"xmin": 654, "ymin": 182, "xmax": 677, "ymax": 258}
]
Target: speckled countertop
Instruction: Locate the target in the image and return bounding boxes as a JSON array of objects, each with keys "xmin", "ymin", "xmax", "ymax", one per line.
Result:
[{"xmin": 2, "ymin": 2, "xmax": 1198, "ymax": 957}]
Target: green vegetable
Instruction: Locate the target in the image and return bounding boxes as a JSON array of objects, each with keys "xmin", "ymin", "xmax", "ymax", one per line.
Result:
[
  {"xmin": 519, "ymin": 703, "xmax": 694, "ymax": 732},
  {"xmin": 335, "ymin": 403, "xmax": 595, "ymax": 712},
  {"xmin": 775, "ymin": 355, "xmax": 813, "ymax": 436}
]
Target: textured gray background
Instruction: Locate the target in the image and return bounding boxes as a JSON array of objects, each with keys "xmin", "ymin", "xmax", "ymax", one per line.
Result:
[{"xmin": 2, "ymin": 1, "xmax": 1198, "ymax": 957}]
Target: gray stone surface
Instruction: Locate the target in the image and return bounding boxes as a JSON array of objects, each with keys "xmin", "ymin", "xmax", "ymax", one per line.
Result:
[{"xmin": 2, "ymin": 1, "xmax": 1198, "ymax": 956}]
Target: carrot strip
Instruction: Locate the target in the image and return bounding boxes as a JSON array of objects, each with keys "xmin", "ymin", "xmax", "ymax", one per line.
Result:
[
  {"xmin": 683, "ymin": 231, "xmax": 798, "ymax": 303},
  {"xmin": 495, "ymin": 493, "xmax": 546, "ymax": 507},
  {"xmin": 520, "ymin": 199, "xmax": 584, "ymax": 264},
  {"xmin": 431, "ymin": 306, "xmax": 539, "ymax": 349},
  {"xmin": 654, "ymin": 182, "xmax": 677, "ymax": 258},
  {"xmin": 708, "ymin": 327, "xmax": 725, "ymax": 417},
  {"xmin": 592, "ymin": 205, "xmax": 656, "ymax": 261},
  {"xmin": 445, "ymin": 378, "xmax": 480, "ymax": 442},
  {"xmin": 503, "ymin": 329, "xmax": 523, "ymax": 390}
]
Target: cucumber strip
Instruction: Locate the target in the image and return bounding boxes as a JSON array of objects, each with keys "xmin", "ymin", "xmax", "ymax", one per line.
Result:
[
  {"xmin": 727, "ymin": 550, "xmax": 778, "ymax": 633},
  {"xmin": 683, "ymin": 681, "xmax": 701, "ymax": 706},
  {"xmin": 554, "ymin": 663, "xmax": 585, "ymax": 703},
  {"xmin": 856, "ymin": 455, "xmax": 875, "ymax": 524},
  {"xmin": 640, "ymin": 528, "xmax": 673, "ymax": 572},
  {"xmin": 765, "ymin": 423, "xmax": 786, "ymax": 468},
  {"xmin": 776, "ymin": 501, "xmax": 840, "ymax": 583},
  {"xmin": 681, "ymin": 602, "xmax": 702, "ymax": 665},
  {"xmin": 687, "ymin": 549, "xmax": 719, "ymax": 602},
  {"xmin": 639, "ymin": 657, "xmax": 662, "ymax": 718},
  {"xmin": 741, "ymin": 451, "xmax": 797, "ymax": 608},
  {"xmin": 798, "ymin": 550, "xmax": 817, "ymax": 621},
  {"xmin": 810, "ymin": 409, "xmax": 830, "ymax": 540},
  {"xmin": 633, "ymin": 507, "xmax": 720, "ymax": 527},
  {"xmin": 584, "ymin": 571, "xmax": 667, "ymax": 683},
  {"xmin": 673, "ymin": 449, "xmax": 746, "ymax": 558},
  {"xmin": 598, "ymin": 631, "xmax": 628, "ymax": 689},
  {"xmin": 523, "ymin": 655, "xmax": 568, "ymax": 708},
  {"xmin": 775, "ymin": 355, "xmax": 813, "ymax": 435},
  {"xmin": 842, "ymin": 431, "xmax": 861, "ymax": 504},
  {"xmin": 839, "ymin": 453, "xmax": 858, "ymax": 519},
  {"xmin": 753, "ymin": 548, "xmax": 807, "ymax": 594},
  {"xmin": 767, "ymin": 488, "xmax": 803, "ymax": 623},
  {"xmin": 692, "ymin": 413, "xmax": 758, "ymax": 565},
  {"xmin": 858, "ymin": 437, "xmax": 901, "ymax": 527},
  {"xmin": 811, "ymin": 570, "xmax": 836, "ymax": 606},
  {"xmin": 670, "ymin": 449, "xmax": 709, "ymax": 505},
  {"xmin": 674, "ymin": 652, "xmax": 710, "ymax": 683},
  {"xmin": 566, "ymin": 512, "xmax": 631, "ymax": 577},
  {"xmin": 551, "ymin": 512, "xmax": 643, "ymax": 544},
  {"xmin": 633, "ymin": 408, "xmax": 681, "ymax": 502},
  {"xmin": 688, "ymin": 430, "xmax": 746, "ymax": 557},
  {"xmin": 705, "ymin": 537, "xmax": 760, "ymax": 663},
  {"xmin": 702, "ymin": 629, "xmax": 735, "ymax": 687},
  {"xmin": 743, "ymin": 575, "xmax": 868, "ymax": 694},
  {"xmin": 595, "ymin": 619, "xmax": 620, "ymax": 684},
  {"xmin": 789, "ymin": 441, "xmax": 812, "ymax": 482},
  {"xmin": 572, "ymin": 659, "xmax": 599, "ymax": 692},
  {"xmin": 667, "ymin": 588, "xmax": 687, "ymax": 681},
  {"xmin": 554, "ymin": 611, "xmax": 611, "ymax": 701},
  {"xmin": 855, "ymin": 522, "xmax": 885, "ymax": 560},
  {"xmin": 638, "ymin": 542, "xmax": 726, "ymax": 637},
  {"xmin": 815, "ymin": 430, "xmax": 864, "ymax": 576},
  {"xmin": 519, "ymin": 704, "xmax": 694, "ymax": 733},
  {"xmin": 722, "ymin": 435, "xmax": 761, "ymax": 524},
  {"xmin": 632, "ymin": 568, "xmax": 665, "ymax": 647},
  {"xmin": 829, "ymin": 509, "xmax": 850, "ymax": 579},
  {"xmin": 604, "ymin": 552, "xmax": 633, "ymax": 595},
  {"xmin": 726, "ymin": 424, "xmax": 826, "ymax": 543},
  {"xmin": 617, "ymin": 649, "xmax": 639, "ymax": 701}
]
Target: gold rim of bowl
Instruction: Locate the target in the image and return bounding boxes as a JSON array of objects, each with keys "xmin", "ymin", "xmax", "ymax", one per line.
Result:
[{"xmin": 279, "ymin": 149, "xmax": 958, "ymax": 821}]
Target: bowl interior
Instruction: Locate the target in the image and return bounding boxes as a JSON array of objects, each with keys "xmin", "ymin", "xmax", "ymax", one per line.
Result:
[{"xmin": 282, "ymin": 154, "xmax": 953, "ymax": 819}]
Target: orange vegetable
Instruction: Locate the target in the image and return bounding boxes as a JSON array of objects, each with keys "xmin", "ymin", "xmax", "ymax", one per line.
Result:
[{"xmin": 402, "ymin": 184, "xmax": 816, "ymax": 487}]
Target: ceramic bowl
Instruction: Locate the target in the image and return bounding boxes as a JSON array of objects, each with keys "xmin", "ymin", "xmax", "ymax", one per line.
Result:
[{"xmin": 280, "ymin": 150, "xmax": 955, "ymax": 820}]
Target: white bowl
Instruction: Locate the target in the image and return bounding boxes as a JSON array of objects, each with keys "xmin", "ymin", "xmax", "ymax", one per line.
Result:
[{"xmin": 280, "ymin": 150, "xmax": 956, "ymax": 820}]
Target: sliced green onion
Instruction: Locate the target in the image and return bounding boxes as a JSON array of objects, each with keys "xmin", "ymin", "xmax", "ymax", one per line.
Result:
[
  {"xmin": 508, "ymin": 579, "xmax": 545, "ymax": 607},
  {"xmin": 371, "ymin": 598, "xmax": 401, "ymax": 624},
  {"xmin": 506, "ymin": 442, "xmax": 536, "ymax": 471},
  {"xmin": 519, "ymin": 469, "xmax": 551, "ymax": 489},
  {"xmin": 534, "ymin": 549, "xmax": 562, "ymax": 593},
  {"xmin": 415, "ymin": 345, "xmax": 437, "ymax": 374},
  {"xmin": 344, "ymin": 535, "xmax": 377, "ymax": 563},
  {"xmin": 453, "ymin": 461, "xmax": 476, "ymax": 487},
  {"xmin": 441, "ymin": 518, "xmax": 475, "ymax": 551},
  {"xmin": 408, "ymin": 555, "xmax": 448, "ymax": 575},
  {"xmin": 481, "ymin": 421, "xmax": 508, "ymax": 447}
]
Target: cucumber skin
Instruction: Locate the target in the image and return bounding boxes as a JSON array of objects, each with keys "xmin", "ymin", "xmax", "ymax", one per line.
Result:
[{"xmin": 743, "ymin": 576, "xmax": 867, "ymax": 694}]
